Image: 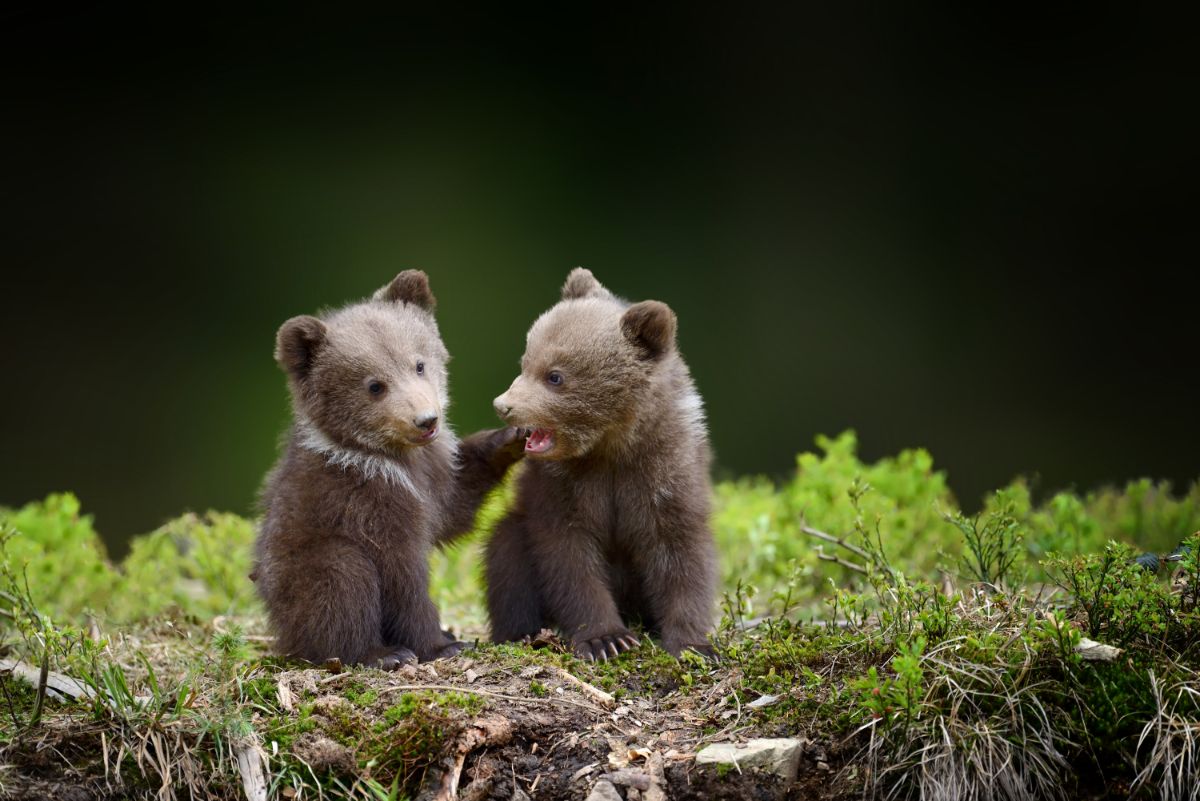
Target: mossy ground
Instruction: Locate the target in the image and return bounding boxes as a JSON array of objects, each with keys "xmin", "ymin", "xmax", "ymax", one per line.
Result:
[{"xmin": 2, "ymin": 431, "xmax": 1199, "ymax": 800}]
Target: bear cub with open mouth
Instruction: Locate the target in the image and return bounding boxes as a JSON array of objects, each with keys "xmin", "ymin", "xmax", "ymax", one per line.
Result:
[
  {"xmin": 255, "ymin": 271, "xmax": 526, "ymax": 668},
  {"xmin": 488, "ymin": 268, "xmax": 718, "ymax": 660}
]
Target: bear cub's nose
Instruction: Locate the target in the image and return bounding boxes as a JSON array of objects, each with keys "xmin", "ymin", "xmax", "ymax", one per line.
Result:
[
  {"xmin": 494, "ymin": 399, "xmax": 512, "ymax": 419},
  {"xmin": 414, "ymin": 413, "xmax": 439, "ymax": 432}
]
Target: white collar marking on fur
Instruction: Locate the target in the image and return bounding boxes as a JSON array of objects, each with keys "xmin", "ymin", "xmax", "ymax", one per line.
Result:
[{"xmin": 297, "ymin": 421, "xmax": 424, "ymax": 499}]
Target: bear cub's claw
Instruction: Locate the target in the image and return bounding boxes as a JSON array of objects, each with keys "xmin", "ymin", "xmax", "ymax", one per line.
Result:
[
  {"xmin": 496, "ymin": 426, "xmax": 532, "ymax": 461},
  {"xmin": 572, "ymin": 630, "xmax": 641, "ymax": 662},
  {"xmin": 370, "ymin": 647, "xmax": 418, "ymax": 671}
]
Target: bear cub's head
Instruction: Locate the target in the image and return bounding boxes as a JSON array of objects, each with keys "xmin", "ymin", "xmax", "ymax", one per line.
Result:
[
  {"xmin": 494, "ymin": 268, "xmax": 678, "ymax": 460},
  {"xmin": 276, "ymin": 270, "xmax": 450, "ymax": 456}
]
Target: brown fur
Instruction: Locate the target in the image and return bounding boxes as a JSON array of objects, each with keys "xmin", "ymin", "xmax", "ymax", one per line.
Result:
[
  {"xmin": 487, "ymin": 268, "xmax": 717, "ymax": 660},
  {"xmin": 255, "ymin": 271, "xmax": 524, "ymax": 667}
]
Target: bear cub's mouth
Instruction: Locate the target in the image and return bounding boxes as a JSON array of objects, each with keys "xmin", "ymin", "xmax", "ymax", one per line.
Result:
[
  {"xmin": 410, "ymin": 425, "xmax": 439, "ymax": 445},
  {"xmin": 524, "ymin": 428, "xmax": 555, "ymax": 454}
]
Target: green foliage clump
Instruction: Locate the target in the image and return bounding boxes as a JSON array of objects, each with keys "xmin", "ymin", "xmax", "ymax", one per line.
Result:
[
  {"xmin": 118, "ymin": 512, "xmax": 258, "ymax": 620},
  {"xmin": 714, "ymin": 431, "xmax": 959, "ymax": 614},
  {"xmin": 991, "ymin": 478, "xmax": 1200, "ymax": 572},
  {"xmin": 1, "ymin": 495, "xmax": 258, "ymax": 625},
  {"xmin": 1, "ymin": 493, "xmax": 114, "ymax": 618}
]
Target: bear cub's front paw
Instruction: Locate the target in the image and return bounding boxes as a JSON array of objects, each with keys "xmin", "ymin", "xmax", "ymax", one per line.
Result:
[
  {"xmin": 368, "ymin": 646, "xmax": 418, "ymax": 671},
  {"xmin": 494, "ymin": 426, "xmax": 532, "ymax": 462},
  {"xmin": 663, "ymin": 637, "xmax": 719, "ymax": 661},
  {"xmin": 430, "ymin": 640, "xmax": 469, "ymax": 660},
  {"xmin": 571, "ymin": 629, "xmax": 641, "ymax": 662}
]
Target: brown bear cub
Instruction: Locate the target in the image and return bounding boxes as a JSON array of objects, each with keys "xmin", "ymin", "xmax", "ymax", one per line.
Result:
[
  {"xmin": 255, "ymin": 271, "xmax": 526, "ymax": 668},
  {"xmin": 487, "ymin": 268, "xmax": 718, "ymax": 661}
]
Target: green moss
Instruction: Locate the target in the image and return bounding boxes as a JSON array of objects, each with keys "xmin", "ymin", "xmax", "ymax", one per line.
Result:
[
  {"xmin": 0, "ymin": 674, "xmax": 40, "ymax": 742},
  {"xmin": 343, "ymin": 683, "xmax": 379, "ymax": 708}
]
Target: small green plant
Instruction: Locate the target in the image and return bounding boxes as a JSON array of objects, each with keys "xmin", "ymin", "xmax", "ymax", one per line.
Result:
[
  {"xmin": 853, "ymin": 637, "xmax": 925, "ymax": 728},
  {"xmin": 1045, "ymin": 542, "xmax": 1169, "ymax": 645},
  {"xmin": 947, "ymin": 493, "xmax": 1025, "ymax": 589}
]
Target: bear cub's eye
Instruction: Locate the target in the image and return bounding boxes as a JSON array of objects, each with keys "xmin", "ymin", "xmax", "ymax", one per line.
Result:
[
  {"xmin": 367, "ymin": 380, "xmax": 386, "ymax": 396},
  {"xmin": 416, "ymin": 361, "xmax": 425, "ymax": 376},
  {"xmin": 546, "ymin": 371, "xmax": 564, "ymax": 386}
]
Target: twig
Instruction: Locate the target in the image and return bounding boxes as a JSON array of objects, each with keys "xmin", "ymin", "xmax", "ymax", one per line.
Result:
[
  {"xmin": 549, "ymin": 666, "xmax": 616, "ymax": 708},
  {"xmin": 814, "ymin": 546, "xmax": 868, "ymax": 575},
  {"xmin": 801, "ymin": 525, "xmax": 871, "ymax": 561},
  {"xmin": 378, "ymin": 683, "xmax": 608, "ymax": 714}
]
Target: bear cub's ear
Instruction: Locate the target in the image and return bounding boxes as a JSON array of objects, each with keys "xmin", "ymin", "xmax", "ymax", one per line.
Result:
[
  {"xmin": 561, "ymin": 267, "xmax": 611, "ymax": 301},
  {"xmin": 276, "ymin": 315, "xmax": 328, "ymax": 379},
  {"xmin": 621, "ymin": 300, "xmax": 677, "ymax": 360},
  {"xmin": 375, "ymin": 270, "xmax": 436, "ymax": 311}
]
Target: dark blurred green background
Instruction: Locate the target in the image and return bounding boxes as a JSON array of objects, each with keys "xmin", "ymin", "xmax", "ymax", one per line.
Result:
[{"xmin": 2, "ymin": 7, "xmax": 1196, "ymax": 553}]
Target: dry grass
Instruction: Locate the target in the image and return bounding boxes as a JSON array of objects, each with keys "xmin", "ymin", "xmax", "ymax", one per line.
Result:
[{"xmin": 1133, "ymin": 670, "xmax": 1200, "ymax": 801}]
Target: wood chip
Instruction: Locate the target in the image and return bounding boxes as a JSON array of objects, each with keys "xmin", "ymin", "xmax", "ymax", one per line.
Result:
[
  {"xmin": 277, "ymin": 679, "xmax": 295, "ymax": 712},
  {"xmin": 235, "ymin": 739, "xmax": 268, "ymax": 801},
  {"xmin": 1076, "ymin": 638, "xmax": 1123, "ymax": 662},
  {"xmin": 0, "ymin": 658, "xmax": 93, "ymax": 701}
]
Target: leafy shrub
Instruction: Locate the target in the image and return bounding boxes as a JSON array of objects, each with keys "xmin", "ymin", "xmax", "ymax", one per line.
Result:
[
  {"xmin": 714, "ymin": 431, "xmax": 960, "ymax": 614},
  {"xmin": 0, "ymin": 493, "xmax": 115, "ymax": 619},
  {"xmin": 116, "ymin": 512, "xmax": 258, "ymax": 620},
  {"xmin": 1, "ymin": 496, "xmax": 259, "ymax": 624}
]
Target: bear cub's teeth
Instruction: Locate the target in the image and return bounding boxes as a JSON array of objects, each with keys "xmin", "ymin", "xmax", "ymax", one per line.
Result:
[{"xmin": 525, "ymin": 428, "xmax": 555, "ymax": 454}]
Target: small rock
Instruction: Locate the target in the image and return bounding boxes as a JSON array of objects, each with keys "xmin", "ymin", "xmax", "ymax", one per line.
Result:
[
  {"xmin": 587, "ymin": 780, "xmax": 623, "ymax": 801},
  {"xmin": 603, "ymin": 769, "xmax": 651, "ymax": 790},
  {"xmin": 465, "ymin": 668, "xmax": 479, "ymax": 684},
  {"xmin": 644, "ymin": 752, "xmax": 667, "ymax": 801},
  {"xmin": 817, "ymin": 761, "xmax": 830, "ymax": 772},
  {"xmin": 694, "ymin": 738, "xmax": 805, "ymax": 780}
]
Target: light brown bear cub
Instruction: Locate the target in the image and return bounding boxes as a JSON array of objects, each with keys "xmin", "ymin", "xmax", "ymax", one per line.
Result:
[
  {"xmin": 255, "ymin": 271, "xmax": 525, "ymax": 668},
  {"xmin": 487, "ymin": 268, "xmax": 717, "ymax": 661}
]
